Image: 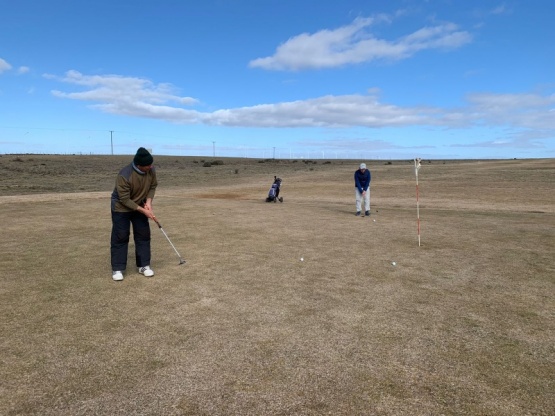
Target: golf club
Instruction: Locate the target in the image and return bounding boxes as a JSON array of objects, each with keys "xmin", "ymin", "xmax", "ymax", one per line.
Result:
[{"xmin": 153, "ymin": 218, "xmax": 186, "ymax": 265}]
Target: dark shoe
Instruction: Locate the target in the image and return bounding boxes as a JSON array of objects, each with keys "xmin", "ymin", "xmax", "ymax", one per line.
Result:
[
  {"xmin": 355, "ymin": 211, "xmax": 361, "ymax": 216},
  {"xmin": 365, "ymin": 211, "xmax": 370, "ymax": 216}
]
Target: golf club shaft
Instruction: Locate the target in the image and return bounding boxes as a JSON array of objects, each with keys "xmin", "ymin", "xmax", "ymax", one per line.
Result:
[{"xmin": 154, "ymin": 219, "xmax": 185, "ymax": 263}]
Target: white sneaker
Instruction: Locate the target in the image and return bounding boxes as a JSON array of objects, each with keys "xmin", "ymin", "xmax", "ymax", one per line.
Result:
[
  {"xmin": 112, "ymin": 271, "xmax": 124, "ymax": 281},
  {"xmin": 138, "ymin": 266, "xmax": 154, "ymax": 277}
]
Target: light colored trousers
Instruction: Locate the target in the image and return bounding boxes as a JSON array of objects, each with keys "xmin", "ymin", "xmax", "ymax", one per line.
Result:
[{"xmin": 355, "ymin": 188, "xmax": 370, "ymax": 212}]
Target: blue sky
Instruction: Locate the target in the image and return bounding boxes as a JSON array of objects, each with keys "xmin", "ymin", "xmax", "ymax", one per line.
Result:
[{"xmin": 1, "ymin": 0, "xmax": 554, "ymax": 159}]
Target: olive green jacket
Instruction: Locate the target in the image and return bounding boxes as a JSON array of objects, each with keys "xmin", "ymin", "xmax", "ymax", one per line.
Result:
[{"xmin": 110, "ymin": 163, "xmax": 157, "ymax": 212}]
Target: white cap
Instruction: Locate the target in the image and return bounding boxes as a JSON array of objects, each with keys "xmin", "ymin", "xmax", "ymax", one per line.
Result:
[{"xmin": 359, "ymin": 163, "xmax": 366, "ymax": 169}]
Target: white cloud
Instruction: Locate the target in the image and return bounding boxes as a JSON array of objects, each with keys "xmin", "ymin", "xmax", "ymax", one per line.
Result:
[
  {"xmin": 18, "ymin": 66, "xmax": 30, "ymax": 74},
  {"xmin": 249, "ymin": 16, "xmax": 472, "ymax": 71},
  {"xmin": 491, "ymin": 4, "xmax": 510, "ymax": 15},
  {"xmin": 466, "ymin": 92, "xmax": 555, "ymax": 130},
  {"xmin": 298, "ymin": 138, "xmax": 419, "ymax": 150},
  {"xmin": 47, "ymin": 70, "xmax": 199, "ymax": 121},
  {"xmin": 49, "ymin": 70, "xmax": 197, "ymax": 104},
  {"xmin": 204, "ymin": 95, "xmax": 437, "ymax": 128},
  {"xmin": 0, "ymin": 58, "xmax": 13, "ymax": 74},
  {"xmin": 452, "ymin": 129, "xmax": 549, "ymax": 150},
  {"xmin": 48, "ymin": 71, "xmax": 555, "ymax": 141}
]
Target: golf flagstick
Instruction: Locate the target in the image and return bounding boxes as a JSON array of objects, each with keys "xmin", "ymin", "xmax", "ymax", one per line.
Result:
[
  {"xmin": 414, "ymin": 158, "xmax": 422, "ymax": 247},
  {"xmin": 153, "ymin": 218, "xmax": 186, "ymax": 265}
]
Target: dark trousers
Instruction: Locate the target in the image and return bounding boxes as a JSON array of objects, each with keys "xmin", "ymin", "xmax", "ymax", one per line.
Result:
[{"xmin": 111, "ymin": 210, "xmax": 151, "ymax": 271}]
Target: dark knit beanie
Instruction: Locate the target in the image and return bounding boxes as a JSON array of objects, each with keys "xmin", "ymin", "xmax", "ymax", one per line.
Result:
[{"xmin": 133, "ymin": 147, "xmax": 153, "ymax": 166}]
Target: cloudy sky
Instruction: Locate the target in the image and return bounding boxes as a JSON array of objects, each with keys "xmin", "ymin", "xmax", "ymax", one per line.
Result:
[{"xmin": 1, "ymin": 0, "xmax": 553, "ymax": 159}]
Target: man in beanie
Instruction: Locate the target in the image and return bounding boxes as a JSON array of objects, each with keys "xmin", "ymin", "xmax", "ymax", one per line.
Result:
[
  {"xmin": 354, "ymin": 162, "xmax": 371, "ymax": 216},
  {"xmin": 110, "ymin": 147, "xmax": 158, "ymax": 281}
]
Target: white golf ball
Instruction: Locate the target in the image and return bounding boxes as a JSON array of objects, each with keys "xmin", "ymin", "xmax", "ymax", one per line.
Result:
[
  {"xmin": 392, "ymin": 261, "xmax": 396, "ymax": 266},
  {"xmin": 300, "ymin": 258, "xmax": 304, "ymax": 262},
  {"xmin": 373, "ymin": 219, "xmax": 376, "ymax": 222}
]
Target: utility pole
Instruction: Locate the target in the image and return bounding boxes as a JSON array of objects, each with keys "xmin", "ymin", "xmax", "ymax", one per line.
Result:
[{"xmin": 110, "ymin": 130, "xmax": 114, "ymax": 155}]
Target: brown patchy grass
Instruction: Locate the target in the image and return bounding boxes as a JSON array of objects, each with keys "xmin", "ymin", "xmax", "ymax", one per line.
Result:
[{"xmin": 0, "ymin": 155, "xmax": 554, "ymax": 415}]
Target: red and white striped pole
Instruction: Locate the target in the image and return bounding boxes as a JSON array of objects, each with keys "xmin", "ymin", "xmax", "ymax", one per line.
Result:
[{"xmin": 414, "ymin": 158, "xmax": 422, "ymax": 246}]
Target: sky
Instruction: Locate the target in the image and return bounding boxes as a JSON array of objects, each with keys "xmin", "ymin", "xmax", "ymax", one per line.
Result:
[{"xmin": 1, "ymin": 0, "xmax": 554, "ymax": 160}]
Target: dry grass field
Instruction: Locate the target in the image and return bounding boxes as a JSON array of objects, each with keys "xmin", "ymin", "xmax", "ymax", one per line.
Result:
[{"xmin": 0, "ymin": 155, "xmax": 554, "ymax": 415}]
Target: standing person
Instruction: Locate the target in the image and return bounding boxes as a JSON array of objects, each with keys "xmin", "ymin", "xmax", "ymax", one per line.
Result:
[
  {"xmin": 110, "ymin": 147, "xmax": 158, "ymax": 281},
  {"xmin": 354, "ymin": 162, "xmax": 371, "ymax": 217}
]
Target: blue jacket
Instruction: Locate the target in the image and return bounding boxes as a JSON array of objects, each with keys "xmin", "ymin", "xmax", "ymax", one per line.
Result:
[{"xmin": 354, "ymin": 169, "xmax": 371, "ymax": 193}]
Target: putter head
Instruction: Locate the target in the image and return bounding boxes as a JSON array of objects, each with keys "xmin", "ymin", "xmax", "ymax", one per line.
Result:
[{"xmin": 179, "ymin": 259, "xmax": 186, "ymax": 265}]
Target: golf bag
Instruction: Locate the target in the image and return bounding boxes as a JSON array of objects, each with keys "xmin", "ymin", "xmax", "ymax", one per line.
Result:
[{"xmin": 266, "ymin": 176, "xmax": 283, "ymax": 203}]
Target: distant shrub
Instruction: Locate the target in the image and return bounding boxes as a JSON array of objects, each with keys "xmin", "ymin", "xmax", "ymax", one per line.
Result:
[
  {"xmin": 323, "ymin": 161, "xmax": 331, "ymax": 164},
  {"xmin": 211, "ymin": 160, "xmax": 225, "ymax": 166},
  {"xmin": 203, "ymin": 162, "xmax": 212, "ymax": 167},
  {"xmin": 258, "ymin": 160, "xmax": 265, "ymax": 163},
  {"xmin": 385, "ymin": 161, "xmax": 392, "ymax": 165}
]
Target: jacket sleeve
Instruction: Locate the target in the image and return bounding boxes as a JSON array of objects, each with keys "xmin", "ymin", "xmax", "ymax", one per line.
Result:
[
  {"xmin": 361, "ymin": 171, "xmax": 371, "ymax": 191},
  {"xmin": 354, "ymin": 172, "xmax": 363, "ymax": 192},
  {"xmin": 115, "ymin": 175, "xmax": 140, "ymax": 210}
]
